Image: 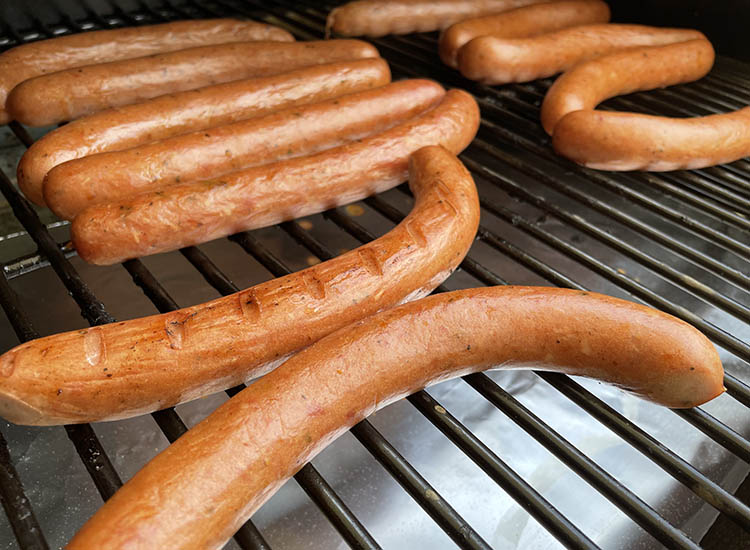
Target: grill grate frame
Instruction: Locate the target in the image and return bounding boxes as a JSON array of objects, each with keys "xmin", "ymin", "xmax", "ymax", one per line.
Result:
[{"xmin": 0, "ymin": 1, "xmax": 747, "ymax": 549}]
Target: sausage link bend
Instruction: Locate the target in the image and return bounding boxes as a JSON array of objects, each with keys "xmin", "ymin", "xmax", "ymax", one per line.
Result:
[
  {"xmin": 541, "ymin": 39, "xmax": 715, "ymax": 135},
  {"xmin": 0, "ymin": 146, "xmax": 480, "ymax": 425}
]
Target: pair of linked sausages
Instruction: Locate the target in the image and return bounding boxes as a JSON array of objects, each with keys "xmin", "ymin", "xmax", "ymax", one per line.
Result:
[
  {"xmin": 65, "ymin": 147, "xmax": 726, "ymax": 549},
  {"xmin": 331, "ymin": 0, "xmax": 750, "ymax": 171}
]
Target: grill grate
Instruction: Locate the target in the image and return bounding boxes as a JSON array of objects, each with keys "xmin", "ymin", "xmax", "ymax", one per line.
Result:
[{"xmin": 0, "ymin": 1, "xmax": 748, "ymax": 549}]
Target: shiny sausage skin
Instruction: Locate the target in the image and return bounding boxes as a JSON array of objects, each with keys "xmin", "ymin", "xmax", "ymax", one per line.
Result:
[
  {"xmin": 71, "ymin": 89, "xmax": 479, "ymax": 265},
  {"xmin": 439, "ymin": 0, "xmax": 610, "ymax": 68},
  {"xmin": 66, "ymin": 281, "xmax": 724, "ymax": 548},
  {"xmin": 0, "ymin": 19, "xmax": 294, "ymax": 125},
  {"xmin": 552, "ymin": 107, "xmax": 750, "ymax": 171},
  {"xmin": 326, "ymin": 0, "xmax": 552, "ymax": 37},
  {"xmin": 457, "ymin": 24, "xmax": 704, "ymax": 84},
  {"xmin": 541, "ymin": 39, "xmax": 715, "ymax": 135},
  {"xmin": 17, "ymin": 58, "xmax": 390, "ymax": 206},
  {"xmin": 6, "ymin": 39, "xmax": 379, "ymax": 126},
  {"xmin": 44, "ymin": 79, "xmax": 445, "ymax": 220},
  {"xmin": 0, "ymin": 146, "xmax": 479, "ymax": 426}
]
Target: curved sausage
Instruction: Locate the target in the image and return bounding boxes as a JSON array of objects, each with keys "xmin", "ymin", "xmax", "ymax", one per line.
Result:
[
  {"xmin": 44, "ymin": 79, "xmax": 445, "ymax": 220},
  {"xmin": 552, "ymin": 107, "xmax": 750, "ymax": 171},
  {"xmin": 66, "ymin": 283, "xmax": 724, "ymax": 547},
  {"xmin": 439, "ymin": 0, "xmax": 610, "ymax": 68},
  {"xmin": 326, "ymin": 0, "xmax": 552, "ymax": 37},
  {"xmin": 0, "ymin": 146, "xmax": 480, "ymax": 426},
  {"xmin": 0, "ymin": 19, "xmax": 294, "ymax": 125},
  {"xmin": 457, "ymin": 24, "xmax": 705, "ymax": 84},
  {"xmin": 541, "ymin": 39, "xmax": 715, "ymax": 135},
  {"xmin": 17, "ymin": 58, "xmax": 390, "ymax": 206},
  {"xmin": 6, "ymin": 39, "xmax": 379, "ymax": 126},
  {"xmin": 71, "ymin": 89, "xmax": 479, "ymax": 265}
]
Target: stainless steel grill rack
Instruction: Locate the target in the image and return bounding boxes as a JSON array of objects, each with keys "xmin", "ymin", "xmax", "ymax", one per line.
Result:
[{"xmin": 0, "ymin": 1, "xmax": 747, "ymax": 549}]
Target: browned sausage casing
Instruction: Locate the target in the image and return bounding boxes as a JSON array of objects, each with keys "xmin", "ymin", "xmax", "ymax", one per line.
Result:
[
  {"xmin": 66, "ymin": 264, "xmax": 724, "ymax": 547},
  {"xmin": 7, "ymin": 39, "xmax": 379, "ymax": 126},
  {"xmin": 44, "ymin": 79, "xmax": 445, "ymax": 220},
  {"xmin": 457, "ymin": 24, "xmax": 704, "ymax": 84},
  {"xmin": 540, "ymin": 39, "xmax": 715, "ymax": 135},
  {"xmin": 0, "ymin": 19, "xmax": 294, "ymax": 124},
  {"xmin": 18, "ymin": 58, "xmax": 391, "ymax": 206},
  {"xmin": 0, "ymin": 147, "xmax": 480, "ymax": 426},
  {"xmin": 71, "ymin": 89, "xmax": 479, "ymax": 265},
  {"xmin": 327, "ymin": 0, "xmax": 553, "ymax": 37},
  {"xmin": 439, "ymin": 0, "xmax": 611, "ymax": 68}
]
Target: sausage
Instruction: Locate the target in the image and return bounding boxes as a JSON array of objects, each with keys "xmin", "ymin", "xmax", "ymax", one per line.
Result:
[
  {"xmin": 0, "ymin": 146, "xmax": 480, "ymax": 426},
  {"xmin": 66, "ymin": 283, "xmax": 724, "ymax": 547},
  {"xmin": 439, "ymin": 0, "xmax": 610, "ymax": 68},
  {"xmin": 71, "ymin": 89, "xmax": 479, "ymax": 265},
  {"xmin": 326, "ymin": 0, "xmax": 553, "ymax": 37},
  {"xmin": 541, "ymin": 39, "xmax": 715, "ymax": 135},
  {"xmin": 6, "ymin": 39, "xmax": 379, "ymax": 126},
  {"xmin": 0, "ymin": 19, "xmax": 294, "ymax": 125},
  {"xmin": 552, "ymin": 107, "xmax": 750, "ymax": 171},
  {"xmin": 457, "ymin": 24, "xmax": 705, "ymax": 84},
  {"xmin": 17, "ymin": 58, "xmax": 390, "ymax": 207},
  {"xmin": 44, "ymin": 79, "xmax": 445, "ymax": 220}
]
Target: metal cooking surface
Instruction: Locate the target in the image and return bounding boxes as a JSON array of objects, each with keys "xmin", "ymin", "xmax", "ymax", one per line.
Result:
[{"xmin": 0, "ymin": 1, "xmax": 748, "ymax": 549}]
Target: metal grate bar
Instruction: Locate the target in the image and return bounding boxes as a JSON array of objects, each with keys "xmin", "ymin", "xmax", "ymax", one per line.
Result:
[
  {"xmin": 0, "ymin": 429, "xmax": 47, "ymax": 550},
  {"xmin": 463, "ymin": 372, "xmax": 702, "ymax": 550},
  {"xmin": 672, "ymin": 408, "xmax": 750, "ymax": 464},
  {"xmin": 406, "ymin": 391, "xmax": 600, "ymax": 550},
  {"xmin": 538, "ymin": 372, "xmax": 750, "ymax": 530},
  {"xmin": 349, "ymin": 420, "xmax": 494, "ymax": 550}
]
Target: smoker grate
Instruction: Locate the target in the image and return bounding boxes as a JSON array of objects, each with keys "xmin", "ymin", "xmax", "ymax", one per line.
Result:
[{"xmin": 0, "ymin": 1, "xmax": 748, "ymax": 549}]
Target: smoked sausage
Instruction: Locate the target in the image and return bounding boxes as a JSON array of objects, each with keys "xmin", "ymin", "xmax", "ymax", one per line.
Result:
[
  {"xmin": 0, "ymin": 19, "xmax": 294, "ymax": 124},
  {"xmin": 439, "ymin": 0, "xmax": 610, "ymax": 68},
  {"xmin": 457, "ymin": 24, "xmax": 704, "ymax": 84},
  {"xmin": 66, "ymin": 257, "xmax": 724, "ymax": 548},
  {"xmin": 71, "ymin": 89, "xmax": 480, "ymax": 265},
  {"xmin": 7, "ymin": 39, "xmax": 379, "ymax": 126},
  {"xmin": 327, "ymin": 0, "xmax": 553, "ymax": 37},
  {"xmin": 540, "ymin": 39, "xmax": 715, "ymax": 135},
  {"xmin": 44, "ymin": 79, "xmax": 445, "ymax": 220},
  {"xmin": 18, "ymin": 58, "xmax": 390, "ymax": 206},
  {"xmin": 0, "ymin": 146, "xmax": 480, "ymax": 425}
]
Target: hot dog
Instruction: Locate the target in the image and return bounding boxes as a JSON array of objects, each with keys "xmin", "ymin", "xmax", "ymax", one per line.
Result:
[
  {"xmin": 18, "ymin": 58, "xmax": 390, "ymax": 206},
  {"xmin": 66, "ymin": 261, "xmax": 724, "ymax": 547},
  {"xmin": 439, "ymin": 0, "xmax": 611, "ymax": 68},
  {"xmin": 326, "ymin": 0, "xmax": 552, "ymax": 37},
  {"xmin": 44, "ymin": 79, "xmax": 445, "ymax": 220},
  {"xmin": 552, "ymin": 108, "xmax": 750, "ymax": 171},
  {"xmin": 71, "ymin": 89, "xmax": 479, "ymax": 266},
  {"xmin": 6, "ymin": 39, "xmax": 379, "ymax": 126},
  {"xmin": 540, "ymin": 39, "xmax": 715, "ymax": 135},
  {"xmin": 0, "ymin": 19, "xmax": 294, "ymax": 125},
  {"xmin": 457, "ymin": 24, "xmax": 704, "ymax": 84},
  {"xmin": 0, "ymin": 146, "xmax": 480, "ymax": 426}
]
